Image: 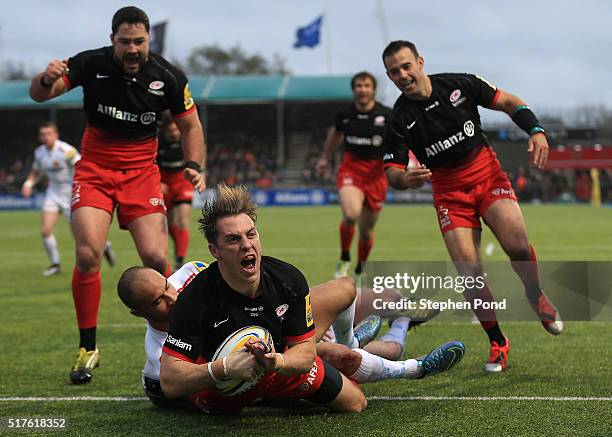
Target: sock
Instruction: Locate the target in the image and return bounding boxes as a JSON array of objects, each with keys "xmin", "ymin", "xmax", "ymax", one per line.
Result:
[
  {"xmin": 72, "ymin": 268, "xmax": 101, "ymax": 349},
  {"xmin": 463, "ymin": 283, "xmax": 504, "ymax": 340},
  {"xmin": 350, "ymin": 348, "xmax": 422, "ymax": 382},
  {"xmin": 333, "ymin": 297, "xmax": 358, "ymax": 348},
  {"xmin": 484, "ymin": 323, "xmax": 506, "ymax": 345},
  {"xmin": 79, "ymin": 327, "xmax": 97, "ymax": 351},
  {"xmin": 171, "ymin": 224, "xmax": 190, "ymax": 260},
  {"xmin": 379, "ymin": 317, "xmax": 411, "ymax": 355},
  {"xmin": 358, "ymin": 236, "xmax": 374, "ymax": 264},
  {"xmin": 340, "ymin": 221, "xmax": 355, "ymax": 260},
  {"xmin": 511, "ymin": 244, "xmax": 542, "ymax": 305},
  {"xmin": 43, "ymin": 235, "xmax": 60, "ymax": 265},
  {"xmin": 164, "ymin": 263, "xmax": 173, "ymax": 278}
]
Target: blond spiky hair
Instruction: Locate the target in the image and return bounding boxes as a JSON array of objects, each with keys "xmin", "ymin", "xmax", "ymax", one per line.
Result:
[{"xmin": 198, "ymin": 183, "xmax": 257, "ymax": 244}]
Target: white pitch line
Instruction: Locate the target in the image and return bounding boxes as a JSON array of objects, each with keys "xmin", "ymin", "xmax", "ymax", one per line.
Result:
[
  {"xmin": 368, "ymin": 396, "xmax": 612, "ymax": 401},
  {"xmin": 1, "ymin": 396, "xmax": 611, "ymax": 402}
]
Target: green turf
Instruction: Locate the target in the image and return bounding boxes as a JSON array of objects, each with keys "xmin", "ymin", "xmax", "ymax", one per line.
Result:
[{"xmin": 1, "ymin": 205, "xmax": 611, "ymax": 436}]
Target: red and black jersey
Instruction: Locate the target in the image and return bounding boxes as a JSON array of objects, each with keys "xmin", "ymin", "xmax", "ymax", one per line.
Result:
[
  {"xmin": 335, "ymin": 102, "xmax": 393, "ymax": 160},
  {"xmin": 383, "ymin": 73, "xmax": 501, "ymax": 171},
  {"xmin": 162, "ymin": 256, "xmax": 315, "ymax": 363},
  {"xmin": 63, "ymin": 46, "xmax": 196, "ymax": 168},
  {"xmin": 156, "ymin": 138, "xmax": 184, "ymax": 172}
]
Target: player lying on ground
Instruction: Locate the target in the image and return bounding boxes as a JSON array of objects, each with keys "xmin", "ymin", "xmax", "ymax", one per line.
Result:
[
  {"xmin": 118, "ymin": 260, "xmax": 463, "ymax": 409},
  {"xmin": 21, "ymin": 122, "xmax": 116, "ymax": 277},
  {"xmin": 123, "ymin": 184, "xmax": 463, "ymax": 413},
  {"xmin": 381, "ymin": 40, "xmax": 563, "ymax": 373}
]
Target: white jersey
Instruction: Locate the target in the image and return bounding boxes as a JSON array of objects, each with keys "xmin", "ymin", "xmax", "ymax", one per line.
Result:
[
  {"xmin": 32, "ymin": 140, "xmax": 80, "ymax": 196},
  {"xmin": 142, "ymin": 261, "xmax": 208, "ymax": 382}
]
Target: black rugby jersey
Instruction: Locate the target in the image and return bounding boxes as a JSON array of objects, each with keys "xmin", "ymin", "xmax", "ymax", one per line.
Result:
[
  {"xmin": 162, "ymin": 256, "xmax": 315, "ymax": 363},
  {"xmin": 383, "ymin": 73, "xmax": 499, "ymax": 169},
  {"xmin": 64, "ymin": 46, "xmax": 195, "ymax": 141},
  {"xmin": 335, "ymin": 102, "xmax": 393, "ymax": 159},
  {"xmin": 156, "ymin": 138, "xmax": 184, "ymax": 172}
]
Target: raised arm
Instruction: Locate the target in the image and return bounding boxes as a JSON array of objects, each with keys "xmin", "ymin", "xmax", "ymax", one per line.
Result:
[{"xmin": 30, "ymin": 60, "xmax": 69, "ymax": 102}]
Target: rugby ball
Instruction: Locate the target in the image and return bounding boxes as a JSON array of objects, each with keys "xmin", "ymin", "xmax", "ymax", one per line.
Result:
[{"xmin": 211, "ymin": 325, "xmax": 273, "ymax": 396}]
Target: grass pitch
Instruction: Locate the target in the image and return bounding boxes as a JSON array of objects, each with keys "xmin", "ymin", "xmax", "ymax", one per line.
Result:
[{"xmin": 1, "ymin": 204, "xmax": 611, "ymax": 436}]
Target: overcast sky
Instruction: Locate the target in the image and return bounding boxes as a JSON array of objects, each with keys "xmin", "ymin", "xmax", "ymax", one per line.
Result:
[{"xmin": 2, "ymin": 1, "xmax": 611, "ymax": 123}]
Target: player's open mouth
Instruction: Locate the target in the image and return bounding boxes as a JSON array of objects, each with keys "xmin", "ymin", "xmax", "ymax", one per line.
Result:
[
  {"xmin": 240, "ymin": 255, "xmax": 257, "ymax": 273},
  {"xmin": 401, "ymin": 79, "xmax": 414, "ymax": 88}
]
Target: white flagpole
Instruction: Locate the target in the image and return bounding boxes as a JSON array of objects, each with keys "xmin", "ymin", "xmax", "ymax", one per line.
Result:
[{"xmin": 324, "ymin": 13, "xmax": 332, "ymax": 74}]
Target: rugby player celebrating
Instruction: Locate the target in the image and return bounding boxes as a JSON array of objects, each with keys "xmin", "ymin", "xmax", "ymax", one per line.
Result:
[
  {"xmin": 316, "ymin": 72, "xmax": 392, "ymax": 279},
  {"xmin": 29, "ymin": 6, "xmax": 206, "ymax": 383},
  {"xmin": 157, "ymin": 185, "xmax": 464, "ymax": 413},
  {"xmin": 381, "ymin": 40, "xmax": 562, "ymax": 373}
]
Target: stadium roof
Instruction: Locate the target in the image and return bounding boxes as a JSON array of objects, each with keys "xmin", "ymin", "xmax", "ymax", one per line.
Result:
[{"xmin": 0, "ymin": 75, "xmax": 353, "ymax": 109}]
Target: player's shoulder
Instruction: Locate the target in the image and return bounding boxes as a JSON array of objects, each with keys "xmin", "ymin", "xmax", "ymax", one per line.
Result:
[
  {"xmin": 169, "ymin": 260, "xmax": 210, "ymax": 292},
  {"xmin": 431, "ymin": 72, "xmax": 480, "ymax": 87},
  {"xmin": 336, "ymin": 103, "xmax": 357, "ymax": 118},
  {"xmin": 374, "ymin": 101, "xmax": 393, "ymax": 116},
  {"xmin": 34, "ymin": 145, "xmax": 46, "ymax": 157},
  {"xmin": 70, "ymin": 46, "xmax": 111, "ymax": 64},
  {"xmin": 55, "ymin": 140, "xmax": 75, "ymax": 152},
  {"xmin": 148, "ymin": 52, "xmax": 188, "ymax": 83},
  {"xmin": 261, "ymin": 256, "xmax": 308, "ymax": 290}
]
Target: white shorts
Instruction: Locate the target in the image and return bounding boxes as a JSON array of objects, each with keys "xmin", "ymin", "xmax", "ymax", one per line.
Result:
[{"xmin": 42, "ymin": 189, "xmax": 71, "ymax": 220}]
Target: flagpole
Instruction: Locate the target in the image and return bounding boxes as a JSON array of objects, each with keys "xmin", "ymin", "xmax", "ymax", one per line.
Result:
[{"xmin": 324, "ymin": 12, "xmax": 332, "ymax": 74}]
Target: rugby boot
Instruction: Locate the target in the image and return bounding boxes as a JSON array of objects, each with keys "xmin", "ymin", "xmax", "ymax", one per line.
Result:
[
  {"xmin": 70, "ymin": 347, "xmax": 100, "ymax": 384},
  {"xmin": 354, "ymin": 315, "xmax": 382, "ymax": 348},
  {"xmin": 418, "ymin": 340, "xmax": 465, "ymax": 378},
  {"xmin": 484, "ymin": 337, "xmax": 509, "ymax": 373},
  {"xmin": 529, "ymin": 291, "xmax": 563, "ymax": 335}
]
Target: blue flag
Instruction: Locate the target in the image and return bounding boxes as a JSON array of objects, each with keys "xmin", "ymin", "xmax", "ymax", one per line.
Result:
[{"xmin": 293, "ymin": 15, "xmax": 323, "ymax": 48}]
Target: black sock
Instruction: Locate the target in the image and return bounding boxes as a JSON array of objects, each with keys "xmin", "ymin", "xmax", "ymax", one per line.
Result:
[
  {"xmin": 485, "ymin": 323, "xmax": 505, "ymax": 346},
  {"xmin": 341, "ymin": 251, "xmax": 350, "ymax": 262},
  {"xmin": 79, "ymin": 327, "xmax": 97, "ymax": 351},
  {"xmin": 354, "ymin": 263, "xmax": 362, "ymax": 275},
  {"xmin": 175, "ymin": 256, "xmax": 184, "ymax": 267}
]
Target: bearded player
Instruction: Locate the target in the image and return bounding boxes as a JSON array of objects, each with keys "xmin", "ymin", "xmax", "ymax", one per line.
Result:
[
  {"xmin": 29, "ymin": 6, "xmax": 206, "ymax": 383},
  {"xmin": 316, "ymin": 72, "xmax": 392, "ymax": 279},
  {"xmin": 381, "ymin": 40, "xmax": 562, "ymax": 373}
]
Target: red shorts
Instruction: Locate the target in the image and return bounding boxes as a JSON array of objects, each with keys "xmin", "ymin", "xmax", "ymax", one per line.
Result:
[
  {"xmin": 433, "ymin": 168, "xmax": 517, "ymax": 233},
  {"xmin": 71, "ymin": 159, "xmax": 166, "ymax": 229},
  {"xmin": 188, "ymin": 356, "xmax": 330, "ymax": 414},
  {"xmin": 160, "ymin": 169, "xmax": 194, "ymax": 209},
  {"xmin": 337, "ymin": 152, "xmax": 387, "ymax": 212}
]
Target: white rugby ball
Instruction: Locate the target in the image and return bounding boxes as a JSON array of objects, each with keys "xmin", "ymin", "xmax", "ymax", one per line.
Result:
[{"xmin": 211, "ymin": 325, "xmax": 273, "ymax": 396}]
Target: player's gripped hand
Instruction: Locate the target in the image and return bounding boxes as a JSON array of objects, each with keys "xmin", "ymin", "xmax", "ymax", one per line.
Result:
[
  {"xmin": 315, "ymin": 157, "xmax": 328, "ymax": 175},
  {"xmin": 245, "ymin": 338, "xmax": 277, "ymax": 371},
  {"xmin": 527, "ymin": 132, "xmax": 549, "ymax": 169},
  {"xmin": 184, "ymin": 168, "xmax": 206, "ymax": 192},
  {"xmin": 43, "ymin": 59, "xmax": 68, "ymax": 85},
  {"xmin": 402, "ymin": 164, "xmax": 432, "ymax": 188},
  {"xmin": 225, "ymin": 347, "xmax": 263, "ymax": 381}
]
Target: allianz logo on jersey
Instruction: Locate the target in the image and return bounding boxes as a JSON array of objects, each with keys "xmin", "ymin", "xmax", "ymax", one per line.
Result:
[
  {"xmin": 425, "ymin": 120, "xmax": 475, "ymax": 157},
  {"xmin": 96, "ymin": 104, "xmax": 156, "ymax": 125},
  {"xmin": 166, "ymin": 334, "xmax": 192, "ymax": 351},
  {"xmin": 346, "ymin": 135, "xmax": 383, "ymax": 147}
]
